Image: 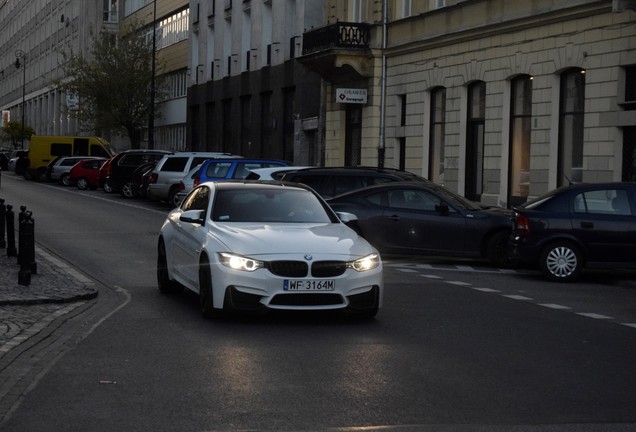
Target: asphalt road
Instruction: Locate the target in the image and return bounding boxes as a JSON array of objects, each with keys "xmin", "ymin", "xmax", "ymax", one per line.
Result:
[{"xmin": 1, "ymin": 173, "xmax": 636, "ymax": 432}]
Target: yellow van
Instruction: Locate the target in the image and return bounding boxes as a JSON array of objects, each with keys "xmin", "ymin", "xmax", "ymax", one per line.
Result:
[{"xmin": 25, "ymin": 136, "xmax": 115, "ymax": 181}]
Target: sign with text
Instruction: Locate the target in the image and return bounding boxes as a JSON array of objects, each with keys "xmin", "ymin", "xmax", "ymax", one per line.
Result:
[{"xmin": 336, "ymin": 88, "xmax": 367, "ymax": 104}]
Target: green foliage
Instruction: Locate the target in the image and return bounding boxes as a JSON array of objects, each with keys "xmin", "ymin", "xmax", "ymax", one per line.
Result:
[
  {"xmin": 0, "ymin": 121, "xmax": 35, "ymax": 149},
  {"xmin": 57, "ymin": 20, "xmax": 165, "ymax": 148}
]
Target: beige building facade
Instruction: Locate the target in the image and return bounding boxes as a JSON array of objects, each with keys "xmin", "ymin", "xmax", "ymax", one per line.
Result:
[{"xmin": 300, "ymin": 0, "xmax": 636, "ymax": 207}]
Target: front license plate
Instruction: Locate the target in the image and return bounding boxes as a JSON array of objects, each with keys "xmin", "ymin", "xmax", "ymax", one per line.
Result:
[{"xmin": 283, "ymin": 279, "xmax": 335, "ymax": 291}]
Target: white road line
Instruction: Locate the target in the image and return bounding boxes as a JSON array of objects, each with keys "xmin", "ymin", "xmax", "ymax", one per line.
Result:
[
  {"xmin": 622, "ymin": 323, "xmax": 636, "ymax": 329},
  {"xmin": 397, "ymin": 269, "xmax": 420, "ymax": 273},
  {"xmin": 419, "ymin": 274, "xmax": 443, "ymax": 279},
  {"xmin": 472, "ymin": 287, "xmax": 500, "ymax": 293},
  {"xmin": 538, "ymin": 303, "xmax": 571, "ymax": 310},
  {"xmin": 576, "ymin": 312, "xmax": 613, "ymax": 320},
  {"xmin": 445, "ymin": 281, "xmax": 472, "ymax": 286},
  {"xmin": 503, "ymin": 294, "xmax": 533, "ymax": 301}
]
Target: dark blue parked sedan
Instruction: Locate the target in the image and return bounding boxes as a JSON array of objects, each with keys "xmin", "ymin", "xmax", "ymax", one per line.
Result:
[
  {"xmin": 510, "ymin": 182, "xmax": 636, "ymax": 281},
  {"xmin": 194, "ymin": 158, "xmax": 288, "ymax": 185},
  {"xmin": 327, "ymin": 181, "xmax": 513, "ymax": 266}
]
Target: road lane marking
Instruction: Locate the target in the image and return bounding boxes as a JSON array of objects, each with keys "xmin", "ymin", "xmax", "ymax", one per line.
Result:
[
  {"xmin": 419, "ymin": 274, "xmax": 443, "ymax": 279},
  {"xmin": 445, "ymin": 281, "xmax": 472, "ymax": 286},
  {"xmin": 502, "ymin": 294, "xmax": 533, "ymax": 301},
  {"xmin": 472, "ymin": 287, "xmax": 500, "ymax": 293},
  {"xmin": 576, "ymin": 313, "xmax": 613, "ymax": 320},
  {"xmin": 539, "ymin": 303, "xmax": 571, "ymax": 310}
]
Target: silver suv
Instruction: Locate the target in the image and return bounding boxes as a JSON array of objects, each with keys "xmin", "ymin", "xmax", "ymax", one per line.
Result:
[{"xmin": 146, "ymin": 152, "xmax": 237, "ymax": 206}]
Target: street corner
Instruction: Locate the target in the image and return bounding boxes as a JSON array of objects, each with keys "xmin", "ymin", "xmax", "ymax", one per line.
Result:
[{"xmin": 0, "ymin": 246, "xmax": 98, "ymax": 306}]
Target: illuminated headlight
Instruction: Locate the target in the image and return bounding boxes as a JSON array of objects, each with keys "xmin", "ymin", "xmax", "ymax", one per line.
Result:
[
  {"xmin": 219, "ymin": 253, "xmax": 264, "ymax": 272},
  {"xmin": 347, "ymin": 253, "xmax": 380, "ymax": 272}
]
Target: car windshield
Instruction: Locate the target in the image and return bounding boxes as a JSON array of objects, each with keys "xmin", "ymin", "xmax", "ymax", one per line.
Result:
[{"xmin": 212, "ymin": 188, "xmax": 335, "ymax": 223}]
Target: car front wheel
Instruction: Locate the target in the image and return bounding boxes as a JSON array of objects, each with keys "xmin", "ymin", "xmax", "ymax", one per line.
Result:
[
  {"xmin": 199, "ymin": 258, "xmax": 223, "ymax": 319},
  {"xmin": 76, "ymin": 178, "xmax": 89, "ymax": 190},
  {"xmin": 60, "ymin": 173, "xmax": 71, "ymax": 186},
  {"xmin": 539, "ymin": 241, "xmax": 583, "ymax": 282},
  {"xmin": 157, "ymin": 240, "xmax": 181, "ymax": 294},
  {"xmin": 121, "ymin": 182, "xmax": 135, "ymax": 198}
]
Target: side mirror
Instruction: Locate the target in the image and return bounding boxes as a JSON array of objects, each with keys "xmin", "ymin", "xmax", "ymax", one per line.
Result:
[
  {"xmin": 180, "ymin": 209, "xmax": 205, "ymax": 225},
  {"xmin": 435, "ymin": 202, "xmax": 449, "ymax": 216},
  {"xmin": 336, "ymin": 211, "xmax": 358, "ymax": 223}
]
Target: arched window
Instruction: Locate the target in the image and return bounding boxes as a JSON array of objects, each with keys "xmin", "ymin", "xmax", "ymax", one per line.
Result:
[
  {"xmin": 429, "ymin": 87, "xmax": 446, "ymax": 184},
  {"xmin": 558, "ymin": 68, "xmax": 586, "ymax": 184},
  {"xmin": 466, "ymin": 81, "xmax": 485, "ymax": 201},
  {"xmin": 509, "ymin": 75, "xmax": 532, "ymax": 206}
]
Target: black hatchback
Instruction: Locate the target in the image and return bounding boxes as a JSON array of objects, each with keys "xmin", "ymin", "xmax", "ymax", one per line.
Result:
[{"xmin": 510, "ymin": 182, "xmax": 636, "ymax": 282}]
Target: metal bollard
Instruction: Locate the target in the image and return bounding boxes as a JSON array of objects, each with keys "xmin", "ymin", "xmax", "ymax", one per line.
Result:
[
  {"xmin": 18, "ymin": 211, "xmax": 35, "ymax": 286},
  {"xmin": 6, "ymin": 204, "xmax": 16, "ymax": 257},
  {"xmin": 0, "ymin": 198, "xmax": 5, "ymax": 249}
]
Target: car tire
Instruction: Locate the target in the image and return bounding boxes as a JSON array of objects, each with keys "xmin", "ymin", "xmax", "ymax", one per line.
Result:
[
  {"xmin": 199, "ymin": 257, "xmax": 223, "ymax": 319},
  {"xmin": 121, "ymin": 182, "xmax": 135, "ymax": 198},
  {"xmin": 486, "ymin": 231, "xmax": 512, "ymax": 267},
  {"xmin": 157, "ymin": 240, "xmax": 181, "ymax": 294},
  {"xmin": 37, "ymin": 168, "xmax": 49, "ymax": 182},
  {"xmin": 539, "ymin": 241, "xmax": 583, "ymax": 282},
  {"xmin": 60, "ymin": 174, "xmax": 71, "ymax": 186},
  {"xmin": 103, "ymin": 180, "xmax": 114, "ymax": 193},
  {"xmin": 76, "ymin": 178, "xmax": 89, "ymax": 190},
  {"xmin": 168, "ymin": 186, "xmax": 180, "ymax": 208}
]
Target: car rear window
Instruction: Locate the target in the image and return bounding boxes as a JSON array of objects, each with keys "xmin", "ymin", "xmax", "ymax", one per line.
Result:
[{"xmin": 160, "ymin": 157, "xmax": 188, "ymax": 172}]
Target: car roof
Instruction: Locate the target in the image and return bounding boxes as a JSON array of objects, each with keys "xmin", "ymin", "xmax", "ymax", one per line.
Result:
[{"xmin": 202, "ymin": 179, "xmax": 315, "ymax": 192}]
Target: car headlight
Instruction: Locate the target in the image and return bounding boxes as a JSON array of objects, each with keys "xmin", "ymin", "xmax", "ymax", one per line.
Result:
[
  {"xmin": 218, "ymin": 253, "xmax": 264, "ymax": 272},
  {"xmin": 347, "ymin": 253, "xmax": 380, "ymax": 272}
]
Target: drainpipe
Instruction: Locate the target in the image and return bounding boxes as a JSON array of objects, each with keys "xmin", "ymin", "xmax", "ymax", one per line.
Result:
[{"xmin": 378, "ymin": 0, "xmax": 388, "ymax": 168}]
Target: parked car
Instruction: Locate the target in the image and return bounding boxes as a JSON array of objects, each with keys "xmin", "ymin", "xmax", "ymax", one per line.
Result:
[
  {"xmin": 0, "ymin": 152, "xmax": 9, "ymax": 171},
  {"xmin": 327, "ymin": 181, "xmax": 513, "ymax": 266},
  {"xmin": 100, "ymin": 149, "xmax": 171, "ymax": 197},
  {"xmin": 157, "ymin": 180, "xmax": 383, "ymax": 318},
  {"xmin": 194, "ymin": 158, "xmax": 288, "ymax": 184},
  {"xmin": 244, "ymin": 166, "xmax": 314, "ymax": 181},
  {"xmin": 281, "ymin": 166, "xmax": 430, "ymax": 198},
  {"xmin": 69, "ymin": 158, "xmax": 108, "ymax": 190},
  {"xmin": 510, "ymin": 182, "xmax": 636, "ymax": 282},
  {"xmin": 146, "ymin": 152, "xmax": 237, "ymax": 207},
  {"xmin": 130, "ymin": 161, "xmax": 158, "ymax": 198},
  {"xmin": 8, "ymin": 150, "xmax": 28, "ymax": 174},
  {"xmin": 174, "ymin": 163, "xmax": 203, "ymax": 205},
  {"xmin": 45, "ymin": 156, "xmax": 101, "ymax": 185}
]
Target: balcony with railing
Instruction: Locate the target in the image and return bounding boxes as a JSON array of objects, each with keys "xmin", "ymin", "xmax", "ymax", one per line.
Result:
[{"xmin": 298, "ymin": 21, "xmax": 373, "ymax": 83}]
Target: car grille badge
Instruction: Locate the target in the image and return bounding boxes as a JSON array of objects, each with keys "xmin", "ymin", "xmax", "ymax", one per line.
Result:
[{"xmin": 304, "ymin": 255, "xmax": 313, "ymax": 261}]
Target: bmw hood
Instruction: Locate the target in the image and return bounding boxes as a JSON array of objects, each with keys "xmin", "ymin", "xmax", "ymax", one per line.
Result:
[{"xmin": 212, "ymin": 223, "xmax": 375, "ymax": 258}]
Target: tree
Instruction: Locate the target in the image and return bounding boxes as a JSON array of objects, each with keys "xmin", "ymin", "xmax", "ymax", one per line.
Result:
[
  {"xmin": 0, "ymin": 121, "xmax": 35, "ymax": 149},
  {"xmin": 57, "ymin": 20, "xmax": 165, "ymax": 148}
]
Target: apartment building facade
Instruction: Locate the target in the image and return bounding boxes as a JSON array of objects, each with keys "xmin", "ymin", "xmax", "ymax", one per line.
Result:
[
  {"xmin": 123, "ymin": 0, "xmax": 190, "ymax": 151},
  {"xmin": 187, "ymin": 0, "xmax": 324, "ymax": 164},
  {"xmin": 0, "ymin": 0, "xmax": 118, "ymax": 146},
  {"xmin": 299, "ymin": 0, "xmax": 636, "ymax": 207}
]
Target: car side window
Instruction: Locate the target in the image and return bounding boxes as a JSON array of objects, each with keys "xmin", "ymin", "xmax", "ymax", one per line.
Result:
[
  {"xmin": 181, "ymin": 186, "xmax": 210, "ymax": 213},
  {"xmin": 388, "ymin": 190, "xmax": 439, "ymax": 211},
  {"xmin": 574, "ymin": 189, "xmax": 632, "ymax": 215},
  {"xmin": 161, "ymin": 157, "xmax": 188, "ymax": 172},
  {"xmin": 206, "ymin": 162, "xmax": 232, "ymax": 178}
]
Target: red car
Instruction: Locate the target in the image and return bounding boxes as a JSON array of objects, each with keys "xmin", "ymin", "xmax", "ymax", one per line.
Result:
[{"xmin": 69, "ymin": 158, "xmax": 108, "ymax": 190}]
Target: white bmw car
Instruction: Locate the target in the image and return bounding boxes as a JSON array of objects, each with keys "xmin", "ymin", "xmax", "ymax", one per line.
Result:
[{"xmin": 157, "ymin": 180, "xmax": 383, "ymax": 318}]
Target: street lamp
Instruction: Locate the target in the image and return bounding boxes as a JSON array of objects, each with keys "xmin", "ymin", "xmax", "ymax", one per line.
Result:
[{"xmin": 14, "ymin": 49, "xmax": 26, "ymax": 150}]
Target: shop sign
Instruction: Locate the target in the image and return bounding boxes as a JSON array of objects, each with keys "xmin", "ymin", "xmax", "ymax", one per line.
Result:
[{"xmin": 336, "ymin": 88, "xmax": 367, "ymax": 104}]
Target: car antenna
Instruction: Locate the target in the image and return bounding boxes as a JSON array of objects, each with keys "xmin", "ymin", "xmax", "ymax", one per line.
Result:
[{"xmin": 564, "ymin": 175, "xmax": 573, "ymax": 186}]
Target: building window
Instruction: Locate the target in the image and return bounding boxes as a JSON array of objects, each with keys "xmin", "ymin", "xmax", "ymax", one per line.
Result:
[
  {"xmin": 429, "ymin": 87, "xmax": 446, "ymax": 184},
  {"xmin": 146, "ymin": 9, "xmax": 190, "ymax": 50},
  {"xmin": 103, "ymin": 0, "xmax": 118, "ymax": 22},
  {"xmin": 621, "ymin": 65, "xmax": 636, "ymax": 111},
  {"xmin": 159, "ymin": 69, "xmax": 188, "ymax": 101},
  {"xmin": 558, "ymin": 68, "xmax": 585, "ymax": 185},
  {"xmin": 509, "ymin": 75, "xmax": 532, "ymax": 206},
  {"xmin": 348, "ymin": 0, "xmax": 362, "ymax": 22},
  {"xmin": 401, "ymin": 0, "xmax": 412, "ymax": 18},
  {"xmin": 466, "ymin": 81, "xmax": 486, "ymax": 201}
]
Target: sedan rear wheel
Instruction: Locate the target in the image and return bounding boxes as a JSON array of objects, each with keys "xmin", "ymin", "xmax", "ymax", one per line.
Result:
[
  {"xmin": 199, "ymin": 258, "xmax": 223, "ymax": 319},
  {"xmin": 486, "ymin": 231, "xmax": 511, "ymax": 267},
  {"xmin": 540, "ymin": 241, "xmax": 582, "ymax": 282},
  {"xmin": 103, "ymin": 180, "xmax": 113, "ymax": 193}
]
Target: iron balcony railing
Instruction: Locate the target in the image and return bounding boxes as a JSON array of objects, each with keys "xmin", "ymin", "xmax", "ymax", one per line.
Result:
[{"xmin": 302, "ymin": 22, "xmax": 371, "ymax": 55}]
